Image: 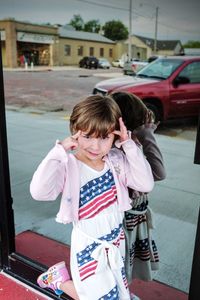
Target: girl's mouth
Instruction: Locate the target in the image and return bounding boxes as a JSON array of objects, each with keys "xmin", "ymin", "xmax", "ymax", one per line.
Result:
[{"xmin": 87, "ymin": 151, "xmax": 100, "ymax": 157}]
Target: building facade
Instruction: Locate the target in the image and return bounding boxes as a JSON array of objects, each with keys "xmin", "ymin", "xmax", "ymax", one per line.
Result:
[
  {"xmin": 0, "ymin": 18, "xmax": 184, "ymax": 68},
  {"xmin": 0, "ymin": 19, "xmax": 58, "ymax": 68},
  {"xmin": 0, "ymin": 19, "xmax": 115, "ymax": 68}
]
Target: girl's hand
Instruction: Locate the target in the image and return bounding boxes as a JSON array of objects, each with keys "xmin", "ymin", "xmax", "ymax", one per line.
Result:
[
  {"xmin": 145, "ymin": 110, "xmax": 154, "ymax": 124},
  {"xmin": 59, "ymin": 131, "xmax": 81, "ymax": 151},
  {"xmin": 145, "ymin": 110, "xmax": 160, "ymax": 127},
  {"xmin": 113, "ymin": 117, "xmax": 129, "ymax": 142}
]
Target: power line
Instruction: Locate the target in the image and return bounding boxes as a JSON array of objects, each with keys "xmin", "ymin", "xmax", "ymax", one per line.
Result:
[
  {"xmin": 72, "ymin": 0, "xmax": 129, "ymax": 12},
  {"xmin": 71, "ymin": 0, "xmax": 200, "ymax": 36}
]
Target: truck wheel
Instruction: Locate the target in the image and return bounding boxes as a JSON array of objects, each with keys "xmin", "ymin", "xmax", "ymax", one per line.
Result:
[{"xmin": 145, "ymin": 103, "xmax": 161, "ymax": 123}]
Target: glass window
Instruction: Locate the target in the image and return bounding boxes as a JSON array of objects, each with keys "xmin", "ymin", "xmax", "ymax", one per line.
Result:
[
  {"xmin": 89, "ymin": 47, "xmax": 94, "ymax": 56},
  {"xmin": 64, "ymin": 45, "xmax": 71, "ymax": 56},
  {"xmin": 100, "ymin": 48, "xmax": 104, "ymax": 57},
  {"xmin": 77, "ymin": 46, "xmax": 83, "ymax": 56},
  {"xmin": 109, "ymin": 48, "xmax": 113, "ymax": 58},
  {"xmin": 179, "ymin": 61, "xmax": 200, "ymax": 83},
  {"xmin": 138, "ymin": 58, "xmax": 183, "ymax": 79}
]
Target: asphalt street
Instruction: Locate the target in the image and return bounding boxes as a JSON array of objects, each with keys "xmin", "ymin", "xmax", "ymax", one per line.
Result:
[{"xmin": 3, "ymin": 66, "xmax": 198, "ymax": 141}]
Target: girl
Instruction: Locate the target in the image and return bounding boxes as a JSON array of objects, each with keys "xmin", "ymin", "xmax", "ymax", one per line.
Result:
[
  {"xmin": 30, "ymin": 95, "xmax": 154, "ymax": 300},
  {"xmin": 111, "ymin": 91, "xmax": 166, "ymax": 284}
]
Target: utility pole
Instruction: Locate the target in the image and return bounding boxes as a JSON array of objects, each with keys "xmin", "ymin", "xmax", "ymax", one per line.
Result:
[
  {"xmin": 154, "ymin": 6, "xmax": 159, "ymax": 54},
  {"xmin": 128, "ymin": 0, "xmax": 133, "ymax": 61}
]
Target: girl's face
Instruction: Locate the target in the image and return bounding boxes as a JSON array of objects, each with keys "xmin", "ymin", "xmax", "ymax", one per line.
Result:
[{"xmin": 77, "ymin": 131, "xmax": 115, "ymax": 162}]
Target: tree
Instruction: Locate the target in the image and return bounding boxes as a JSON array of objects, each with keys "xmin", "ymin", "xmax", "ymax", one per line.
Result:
[
  {"xmin": 84, "ymin": 20, "xmax": 101, "ymax": 33},
  {"xmin": 103, "ymin": 20, "xmax": 128, "ymax": 41},
  {"xmin": 69, "ymin": 14, "xmax": 84, "ymax": 31},
  {"xmin": 183, "ymin": 40, "xmax": 200, "ymax": 48}
]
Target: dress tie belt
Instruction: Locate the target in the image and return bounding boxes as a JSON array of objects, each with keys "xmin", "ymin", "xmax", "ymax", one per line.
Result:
[{"xmin": 74, "ymin": 225, "xmax": 124, "ymax": 273}]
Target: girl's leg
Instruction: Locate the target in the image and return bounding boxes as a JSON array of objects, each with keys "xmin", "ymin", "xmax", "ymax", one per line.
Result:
[
  {"xmin": 37, "ymin": 261, "xmax": 79, "ymax": 299},
  {"xmin": 60, "ymin": 280, "xmax": 80, "ymax": 300}
]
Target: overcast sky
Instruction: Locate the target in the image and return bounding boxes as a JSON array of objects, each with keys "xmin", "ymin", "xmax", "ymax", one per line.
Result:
[{"xmin": 1, "ymin": 0, "xmax": 200, "ymax": 44}]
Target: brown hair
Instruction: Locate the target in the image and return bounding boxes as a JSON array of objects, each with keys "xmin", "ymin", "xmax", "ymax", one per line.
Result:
[
  {"xmin": 70, "ymin": 95, "xmax": 121, "ymax": 137},
  {"xmin": 110, "ymin": 91, "xmax": 148, "ymax": 131}
]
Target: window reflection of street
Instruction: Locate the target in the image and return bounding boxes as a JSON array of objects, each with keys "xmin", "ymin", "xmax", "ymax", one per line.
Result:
[
  {"xmin": 3, "ymin": 67, "xmax": 197, "ymax": 141},
  {"xmin": 156, "ymin": 117, "xmax": 197, "ymax": 141}
]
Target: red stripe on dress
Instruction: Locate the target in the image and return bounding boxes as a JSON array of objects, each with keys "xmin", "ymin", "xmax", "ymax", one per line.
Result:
[
  {"xmin": 79, "ymin": 190, "xmax": 117, "ymax": 219},
  {"xmin": 79, "ymin": 187, "xmax": 116, "ymax": 215}
]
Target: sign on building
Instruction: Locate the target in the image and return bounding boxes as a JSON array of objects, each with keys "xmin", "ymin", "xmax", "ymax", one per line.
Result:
[{"xmin": 17, "ymin": 32, "xmax": 54, "ymax": 44}]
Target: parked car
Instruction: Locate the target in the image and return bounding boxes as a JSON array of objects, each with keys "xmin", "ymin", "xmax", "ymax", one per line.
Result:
[
  {"xmin": 123, "ymin": 59, "xmax": 148, "ymax": 75},
  {"xmin": 112, "ymin": 59, "xmax": 124, "ymax": 68},
  {"xmin": 98, "ymin": 58, "xmax": 111, "ymax": 69},
  {"xmin": 79, "ymin": 56, "xmax": 99, "ymax": 69},
  {"xmin": 147, "ymin": 55, "xmax": 163, "ymax": 63},
  {"xmin": 93, "ymin": 56, "xmax": 200, "ymax": 122}
]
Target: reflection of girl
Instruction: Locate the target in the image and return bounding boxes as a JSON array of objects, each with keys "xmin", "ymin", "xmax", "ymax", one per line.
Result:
[
  {"xmin": 30, "ymin": 95, "xmax": 154, "ymax": 300},
  {"xmin": 111, "ymin": 92, "xmax": 166, "ymax": 283}
]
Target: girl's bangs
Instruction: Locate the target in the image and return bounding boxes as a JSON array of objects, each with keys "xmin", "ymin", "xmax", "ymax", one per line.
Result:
[{"xmin": 82, "ymin": 118, "xmax": 116, "ymax": 137}]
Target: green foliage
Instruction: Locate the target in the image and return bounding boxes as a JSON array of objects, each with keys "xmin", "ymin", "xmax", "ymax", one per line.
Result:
[
  {"xmin": 84, "ymin": 20, "xmax": 101, "ymax": 33},
  {"xmin": 69, "ymin": 14, "xmax": 84, "ymax": 31},
  {"xmin": 68, "ymin": 15, "xmax": 128, "ymax": 41},
  {"xmin": 183, "ymin": 40, "xmax": 200, "ymax": 48},
  {"xmin": 103, "ymin": 20, "xmax": 128, "ymax": 41}
]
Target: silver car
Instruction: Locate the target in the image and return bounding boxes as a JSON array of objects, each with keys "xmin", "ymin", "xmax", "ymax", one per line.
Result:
[
  {"xmin": 123, "ymin": 59, "xmax": 148, "ymax": 75},
  {"xmin": 98, "ymin": 58, "xmax": 111, "ymax": 69}
]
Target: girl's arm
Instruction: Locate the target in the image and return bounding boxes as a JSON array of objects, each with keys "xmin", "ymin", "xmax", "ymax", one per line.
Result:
[
  {"xmin": 121, "ymin": 139, "xmax": 154, "ymax": 193},
  {"xmin": 114, "ymin": 118, "xmax": 154, "ymax": 193},
  {"xmin": 30, "ymin": 142, "xmax": 68, "ymax": 201},
  {"xmin": 30, "ymin": 132, "xmax": 80, "ymax": 200},
  {"xmin": 134, "ymin": 123, "xmax": 166, "ymax": 181}
]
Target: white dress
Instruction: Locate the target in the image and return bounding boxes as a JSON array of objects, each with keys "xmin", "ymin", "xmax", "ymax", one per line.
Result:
[{"xmin": 70, "ymin": 161, "xmax": 131, "ymax": 300}]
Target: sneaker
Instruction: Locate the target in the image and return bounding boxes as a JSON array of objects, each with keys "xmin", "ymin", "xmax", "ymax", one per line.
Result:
[
  {"xmin": 130, "ymin": 293, "xmax": 141, "ymax": 300},
  {"xmin": 37, "ymin": 261, "xmax": 70, "ymax": 295}
]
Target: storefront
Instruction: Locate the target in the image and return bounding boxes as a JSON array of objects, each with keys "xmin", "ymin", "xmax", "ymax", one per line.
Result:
[
  {"xmin": 16, "ymin": 31, "xmax": 54, "ymax": 66},
  {"xmin": 0, "ymin": 19, "xmax": 57, "ymax": 68},
  {"xmin": 0, "ymin": 29, "xmax": 198, "ymax": 300}
]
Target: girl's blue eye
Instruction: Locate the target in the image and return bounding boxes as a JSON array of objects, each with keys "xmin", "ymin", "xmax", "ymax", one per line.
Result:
[{"xmin": 83, "ymin": 135, "xmax": 90, "ymax": 139}]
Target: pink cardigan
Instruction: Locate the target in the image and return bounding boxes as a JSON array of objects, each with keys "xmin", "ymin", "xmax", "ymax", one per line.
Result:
[{"xmin": 30, "ymin": 139, "xmax": 154, "ymax": 224}]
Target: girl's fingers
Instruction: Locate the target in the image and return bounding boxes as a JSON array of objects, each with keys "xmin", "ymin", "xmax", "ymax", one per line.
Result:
[
  {"xmin": 113, "ymin": 130, "xmax": 121, "ymax": 136},
  {"xmin": 155, "ymin": 120, "xmax": 160, "ymax": 127}
]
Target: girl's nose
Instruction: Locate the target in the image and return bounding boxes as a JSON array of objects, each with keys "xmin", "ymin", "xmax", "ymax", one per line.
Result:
[{"xmin": 91, "ymin": 138, "xmax": 100, "ymax": 149}]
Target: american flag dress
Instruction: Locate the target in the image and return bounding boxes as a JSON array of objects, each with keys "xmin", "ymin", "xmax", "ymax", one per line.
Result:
[{"xmin": 70, "ymin": 161, "xmax": 131, "ymax": 300}]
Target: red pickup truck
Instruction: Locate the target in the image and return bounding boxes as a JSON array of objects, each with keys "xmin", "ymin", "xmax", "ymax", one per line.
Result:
[{"xmin": 93, "ymin": 56, "xmax": 200, "ymax": 122}]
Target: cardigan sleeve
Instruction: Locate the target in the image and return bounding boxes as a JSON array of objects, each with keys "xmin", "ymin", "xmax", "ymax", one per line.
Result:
[
  {"xmin": 115, "ymin": 139, "xmax": 154, "ymax": 193},
  {"xmin": 30, "ymin": 142, "xmax": 68, "ymax": 201},
  {"xmin": 117, "ymin": 139, "xmax": 154, "ymax": 193},
  {"xmin": 134, "ymin": 124, "xmax": 166, "ymax": 181}
]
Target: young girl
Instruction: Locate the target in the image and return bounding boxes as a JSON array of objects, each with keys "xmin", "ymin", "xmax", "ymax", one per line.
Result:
[
  {"xmin": 30, "ymin": 95, "xmax": 154, "ymax": 300},
  {"xmin": 111, "ymin": 91, "xmax": 166, "ymax": 284}
]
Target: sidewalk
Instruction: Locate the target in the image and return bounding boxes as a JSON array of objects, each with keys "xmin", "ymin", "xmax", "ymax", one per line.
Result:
[
  {"xmin": 0, "ymin": 230, "xmax": 188, "ymax": 300},
  {"xmin": 3, "ymin": 108, "xmax": 199, "ymax": 299},
  {"xmin": 0, "ymin": 271, "xmax": 51, "ymax": 300}
]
